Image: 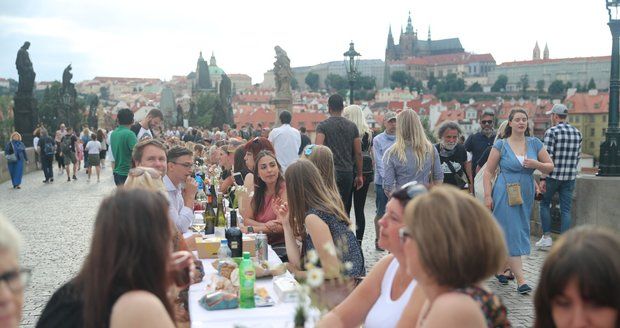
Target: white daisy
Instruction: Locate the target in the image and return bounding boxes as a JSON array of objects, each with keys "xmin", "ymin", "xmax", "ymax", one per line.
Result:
[
  {"xmin": 344, "ymin": 262, "xmax": 353, "ymax": 271},
  {"xmin": 306, "ymin": 268, "xmax": 324, "ymax": 288},
  {"xmin": 306, "ymin": 250, "xmax": 319, "ymax": 265},
  {"xmin": 323, "ymin": 243, "xmax": 337, "ymax": 257}
]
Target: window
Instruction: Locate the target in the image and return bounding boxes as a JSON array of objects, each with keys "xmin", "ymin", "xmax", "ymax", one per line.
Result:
[
  {"xmin": 594, "ymin": 103, "xmax": 600, "ymax": 109},
  {"xmin": 589, "ymin": 142, "xmax": 594, "ymax": 149},
  {"xmin": 603, "ymin": 115, "xmax": 607, "ymax": 122},
  {"xmin": 575, "ymin": 116, "xmax": 580, "ymax": 123},
  {"xmin": 589, "ymin": 116, "xmax": 595, "ymax": 123},
  {"xmin": 590, "ymin": 128, "xmax": 595, "ymax": 137}
]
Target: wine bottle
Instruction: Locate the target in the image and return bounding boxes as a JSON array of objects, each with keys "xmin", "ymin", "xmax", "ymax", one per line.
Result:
[
  {"xmin": 225, "ymin": 210, "xmax": 242, "ymax": 257},
  {"xmin": 203, "ymin": 199, "xmax": 216, "ymax": 235}
]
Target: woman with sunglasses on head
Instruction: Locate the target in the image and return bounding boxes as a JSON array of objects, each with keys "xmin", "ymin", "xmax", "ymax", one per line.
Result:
[
  {"xmin": 483, "ymin": 108, "xmax": 554, "ymax": 295},
  {"xmin": 534, "ymin": 225, "xmax": 620, "ymax": 328},
  {"xmin": 239, "ymin": 150, "xmax": 286, "ymax": 245},
  {"xmin": 274, "ymin": 159, "xmax": 364, "ymax": 279},
  {"xmin": 0, "ymin": 214, "xmax": 30, "ymax": 328},
  {"xmin": 238, "ymin": 137, "xmax": 275, "ymax": 219},
  {"xmin": 401, "ymin": 186, "xmax": 510, "ymax": 328},
  {"xmin": 383, "ymin": 109, "xmax": 443, "ymax": 196},
  {"xmin": 318, "ymin": 181, "xmax": 426, "ymax": 328},
  {"xmin": 37, "ymin": 189, "xmax": 194, "ymax": 328}
]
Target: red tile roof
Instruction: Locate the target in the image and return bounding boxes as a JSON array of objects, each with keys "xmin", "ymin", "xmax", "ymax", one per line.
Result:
[
  {"xmin": 94, "ymin": 76, "xmax": 161, "ymax": 83},
  {"xmin": 391, "ymin": 53, "xmax": 495, "ymax": 66},
  {"xmin": 436, "ymin": 110, "xmax": 465, "ymax": 126},
  {"xmin": 499, "ymin": 56, "xmax": 610, "ymax": 67},
  {"xmin": 234, "ymin": 108, "xmax": 328, "ymax": 132},
  {"xmin": 233, "ymin": 94, "xmax": 272, "ymax": 104},
  {"xmin": 565, "ymin": 92, "xmax": 609, "ymax": 114}
]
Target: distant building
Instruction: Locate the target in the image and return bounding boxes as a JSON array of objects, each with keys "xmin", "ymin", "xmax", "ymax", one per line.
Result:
[
  {"xmin": 488, "ymin": 52, "xmax": 610, "ymax": 92},
  {"xmin": 565, "ymin": 90, "xmax": 609, "ymax": 159},
  {"xmin": 228, "ymin": 74, "xmax": 252, "ymax": 92},
  {"xmin": 388, "ymin": 52, "xmax": 496, "ymax": 81},
  {"xmin": 194, "ymin": 51, "xmax": 212, "ymax": 91},
  {"xmin": 208, "ymin": 53, "xmax": 225, "ymax": 90},
  {"xmin": 263, "ymin": 59, "xmax": 386, "ymax": 91},
  {"xmin": 385, "ymin": 12, "xmax": 464, "ymax": 61}
]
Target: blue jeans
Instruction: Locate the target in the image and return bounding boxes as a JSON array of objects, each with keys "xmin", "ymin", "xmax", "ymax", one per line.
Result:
[
  {"xmin": 375, "ymin": 183, "xmax": 388, "ymax": 218},
  {"xmin": 540, "ymin": 178, "xmax": 576, "ymax": 234}
]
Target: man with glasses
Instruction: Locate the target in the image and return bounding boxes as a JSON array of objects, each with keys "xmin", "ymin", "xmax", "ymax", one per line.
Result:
[
  {"xmin": 164, "ymin": 147, "xmax": 198, "ymax": 233},
  {"xmin": 0, "ymin": 214, "xmax": 30, "ymax": 328},
  {"xmin": 465, "ymin": 109, "xmax": 496, "ymax": 175}
]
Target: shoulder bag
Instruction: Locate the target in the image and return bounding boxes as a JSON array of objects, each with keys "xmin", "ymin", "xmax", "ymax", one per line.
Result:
[{"xmin": 5, "ymin": 142, "xmax": 17, "ymax": 163}]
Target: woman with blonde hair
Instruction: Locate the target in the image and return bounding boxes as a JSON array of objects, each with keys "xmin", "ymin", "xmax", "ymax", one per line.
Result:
[
  {"xmin": 274, "ymin": 159, "xmax": 365, "ymax": 278},
  {"xmin": 124, "ymin": 167, "xmax": 167, "ymax": 194},
  {"xmin": 343, "ymin": 105, "xmax": 374, "ymax": 244},
  {"xmin": 4, "ymin": 132, "xmax": 28, "ymax": 189},
  {"xmin": 302, "ymin": 144, "xmax": 344, "ymax": 211},
  {"xmin": 383, "ymin": 109, "xmax": 443, "ymax": 196},
  {"xmin": 401, "ymin": 186, "xmax": 511, "ymax": 327}
]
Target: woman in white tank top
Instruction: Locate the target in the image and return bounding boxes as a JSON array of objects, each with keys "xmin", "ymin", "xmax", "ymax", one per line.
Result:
[{"xmin": 318, "ymin": 181, "xmax": 427, "ymax": 328}]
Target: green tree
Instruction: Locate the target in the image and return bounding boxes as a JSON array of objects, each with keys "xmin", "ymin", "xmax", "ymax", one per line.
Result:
[
  {"xmin": 99, "ymin": 86, "xmax": 110, "ymax": 100},
  {"xmin": 390, "ymin": 71, "xmax": 410, "ymax": 89},
  {"xmin": 491, "ymin": 75, "xmax": 508, "ymax": 92},
  {"xmin": 467, "ymin": 82, "xmax": 483, "ymax": 92},
  {"xmin": 444, "ymin": 73, "xmax": 465, "ymax": 92},
  {"xmin": 421, "ymin": 116, "xmax": 436, "ymax": 143},
  {"xmin": 548, "ymin": 80, "xmax": 566, "ymax": 96},
  {"xmin": 0, "ymin": 96, "xmax": 14, "ymax": 146},
  {"xmin": 588, "ymin": 78, "xmax": 597, "ymax": 90},
  {"xmin": 291, "ymin": 77, "xmax": 299, "ymax": 90},
  {"xmin": 193, "ymin": 92, "xmax": 219, "ymax": 128},
  {"xmin": 536, "ymin": 80, "xmax": 546, "ymax": 93},
  {"xmin": 325, "ymin": 74, "xmax": 348, "ymax": 92},
  {"xmin": 575, "ymin": 83, "xmax": 585, "ymax": 93},
  {"xmin": 356, "ymin": 75, "xmax": 376, "ymax": 90},
  {"xmin": 304, "ymin": 72, "xmax": 320, "ymax": 91},
  {"xmin": 519, "ymin": 74, "xmax": 529, "ymax": 94},
  {"xmin": 427, "ymin": 73, "xmax": 438, "ymax": 91}
]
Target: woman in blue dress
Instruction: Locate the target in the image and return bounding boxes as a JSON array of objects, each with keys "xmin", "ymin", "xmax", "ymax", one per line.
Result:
[
  {"xmin": 5, "ymin": 132, "xmax": 29, "ymax": 189},
  {"xmin": 483, "ymin": 108, "xmax": 554, "ymax": 295}
]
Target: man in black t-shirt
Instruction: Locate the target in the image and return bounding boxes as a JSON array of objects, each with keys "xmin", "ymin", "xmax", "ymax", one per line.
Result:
[
  {"xmin": 465, "ymin": 109, "xmax": 495, "ymax": 173},
  {"xmin": 297, "ymin": 126, "xmax": 312, "ymax": 155},
  {"xmin": 315, "ymin": 94, "xmax": 363, "ymax": 213},
  {"xmin": 131, "ymin": 108, "xmax": 163, "ymax": 140},
  {"xmin": 436, "ymin": 121, "xmax": 472, "ymax": 193},
  {"xmin": 60, "ymin": 127, "xmax": 78, "ymax": 181},
  {"xmin": 38, "ymin": 128, "xmax": 56, "ymax": 183}
]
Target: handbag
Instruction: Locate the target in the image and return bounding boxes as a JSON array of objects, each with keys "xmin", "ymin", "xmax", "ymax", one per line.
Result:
[
  {"xmin": 5, "ymin": 142, "xmax": 17, "ymax": 163},
  {"xmin": 446, "ymin": 160, "xmax": 468, "ymax": 189},
  {"xmin": 506, "ymin": 182, "xmax": 524, "ymax": 206}
]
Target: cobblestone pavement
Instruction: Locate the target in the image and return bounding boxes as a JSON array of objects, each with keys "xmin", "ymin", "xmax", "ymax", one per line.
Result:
[
  {"xmin": 0, "ymin": 166, "xmax": 116, "ymax": 327},
  {"xmin": 1, "ymin": 169, "xmax": 545, "ymax": 327}
]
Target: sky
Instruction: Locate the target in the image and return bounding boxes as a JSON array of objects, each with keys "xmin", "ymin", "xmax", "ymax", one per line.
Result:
[{"xmin": 0, "ymin": 0, "xmax": 610, "ymax": 85}]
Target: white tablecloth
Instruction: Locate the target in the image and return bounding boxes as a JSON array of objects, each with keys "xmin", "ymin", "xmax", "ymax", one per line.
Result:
[{"xmin": 189, "ymin": 246, "xmax": 301, "ymax": 328}]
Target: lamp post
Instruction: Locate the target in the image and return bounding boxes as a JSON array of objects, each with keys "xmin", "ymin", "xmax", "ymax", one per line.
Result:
[
  {"xmin": 62, "ymin": 92, "xmax": 72, "ymax": 129},
  {"xmin": 599, "ymin": 0, "xmax": 620, "ymax": 176},
  {"xmin": 343, "ymin": 41, "xmax": 361, "ymax": 105}
]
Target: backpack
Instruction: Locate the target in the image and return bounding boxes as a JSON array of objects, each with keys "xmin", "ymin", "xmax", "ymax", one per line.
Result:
[
  {"xmin": 43, "ymin": 139, "xmax": 55, "ymax": 156},
  {"xmin": 361, "ymin": 132, "xmax": 374, "ymax": 174},
  {"xmin": 60, "ymin": 135, "xmax": 73, "ymax": 154}
]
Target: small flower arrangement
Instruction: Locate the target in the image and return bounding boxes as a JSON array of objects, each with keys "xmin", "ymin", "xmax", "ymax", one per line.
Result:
[{"xmin": 294, "ymin": 238, "xmax": 356, "ymax": 326}]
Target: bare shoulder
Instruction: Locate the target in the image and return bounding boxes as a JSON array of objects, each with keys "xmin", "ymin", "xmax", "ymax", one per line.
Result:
[
  {"xmin": 425, "ymin": 293, "xmax": 485, "ymax": 327},
  {"xmin": 110, "ymin": 291, "xmax": 174, "ymax": 328}
]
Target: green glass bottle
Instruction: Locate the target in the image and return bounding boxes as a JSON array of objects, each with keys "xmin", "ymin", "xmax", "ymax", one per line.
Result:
[
  {"xmin": 239, "ymin": 251, "xmax": 255, "ymax": 308},
  {"xmin": 215, "ymin": 193, "xmax": 227, "ymax": 228}
]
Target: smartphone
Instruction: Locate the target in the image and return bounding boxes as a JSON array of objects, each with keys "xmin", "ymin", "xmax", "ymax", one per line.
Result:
[{"xmin": 233, "ymin": 172, "xmax": 244, "ymax": 186}]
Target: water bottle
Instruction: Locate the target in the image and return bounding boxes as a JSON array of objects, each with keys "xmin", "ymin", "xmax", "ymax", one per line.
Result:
[{"xmin": 218, "ymin": 239, "xmax": 232, "ymax": 260}]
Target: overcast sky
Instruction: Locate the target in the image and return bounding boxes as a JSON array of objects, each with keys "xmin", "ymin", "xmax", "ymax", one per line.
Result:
[{"xmin": 0, "ymin": 0, "xmax": 610, "ymax": 84}]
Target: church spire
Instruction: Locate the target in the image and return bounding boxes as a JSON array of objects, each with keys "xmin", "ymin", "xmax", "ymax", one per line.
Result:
[
  {"xmin": 406, "ymin": 11, "xmax": 414, "ymax": 34},
  {"xmin": 387, "ymin": 25, "xmax": 395, "ymax": 47},
  {"xmin": 427, "ymin": 26, "xmax": 431, "ymax": 41},
  {"xmin": 533, "ymin": 41, "xmax": 541, "ymax": 60},
  {"xmin": 210, "ymin": 52, "xmax": 217, "ymax": 66},
  {"xmin": 543, "ymin": 43, "xmax": 549, "ymax": 60}
]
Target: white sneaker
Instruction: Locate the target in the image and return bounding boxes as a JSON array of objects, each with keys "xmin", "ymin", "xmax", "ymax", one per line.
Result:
[{"xmin": 536, "ymin": 235, "xmax": 553, "ymax": 247}]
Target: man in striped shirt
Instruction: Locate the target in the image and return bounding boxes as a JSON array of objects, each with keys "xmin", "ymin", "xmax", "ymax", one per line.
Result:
[{"xmin": 536, "ymin": 104, "xmax": 582, "ymax": 247}]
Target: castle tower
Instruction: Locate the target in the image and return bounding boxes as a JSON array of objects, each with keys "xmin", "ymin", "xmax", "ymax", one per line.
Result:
[
  {"xmin": 385, "ymin": 25, "xmax": 395, "ymax": 61},
  {"xmin": 210, "ymin": 52, "xmax": 217, "ymax": 66},
  {"xmin": 195, "ymin": 51, "xmax": 212, "ymax": 90},
  {"xmin": 406, "ymin": 11, "xmax": 414, "ymax": 34},
  {"xmin": 533, "ymin": 42, "xmax": 541, "ymax": 60},
  {"xmin": 543, "ymin": 43, "xmax": 549, "ymax": 60}
]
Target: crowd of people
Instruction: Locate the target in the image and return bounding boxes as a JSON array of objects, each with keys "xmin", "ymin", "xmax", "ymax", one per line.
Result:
[{"xmin": 2, "ymin": 93, "xmax": 619, "ymax": 327}]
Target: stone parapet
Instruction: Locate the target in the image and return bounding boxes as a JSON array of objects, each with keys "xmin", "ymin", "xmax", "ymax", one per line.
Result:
[{"xmin": 0, "ymin": 147, "xmax": 39, "ymax": 184}]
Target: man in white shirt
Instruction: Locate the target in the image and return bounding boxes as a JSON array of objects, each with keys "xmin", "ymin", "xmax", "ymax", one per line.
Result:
[
  {"xmin": 163, "ymin": 146, "xmax": 198, "ymax": 233},
  {"xmin": 268, "ymin": 110, "xmax": 301, "ymax": 172}
]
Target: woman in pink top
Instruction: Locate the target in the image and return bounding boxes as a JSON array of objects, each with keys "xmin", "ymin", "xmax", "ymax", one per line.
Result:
[{"xmin": 241, "ymin": 150, "xmax": 286, "ymax": 245}]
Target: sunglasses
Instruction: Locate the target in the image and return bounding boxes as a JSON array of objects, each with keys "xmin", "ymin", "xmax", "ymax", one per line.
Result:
[
  {"xmin": 481, "ymin": 120, "xmax": 493, "ymax": 125},
  {"xmin": 398, "ymin": 227, "xmax": 412, "ymax": 244},
  {"xmin": 392, "ymin": 181, "xmax": 428, "ymax": 202},
  {"xmin": 304, "ymin": 144, "xmax": 316, "ymax": 156}
]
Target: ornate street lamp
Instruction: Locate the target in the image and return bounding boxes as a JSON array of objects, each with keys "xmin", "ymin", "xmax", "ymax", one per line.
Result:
[
  {"xmin": 343, "ymin": 41, "xmax": 361, "ymax": 105},
  {"xmin": 599, "ymin": 0, "xmax": 620, "ymax": 176},
  {"xmin": 62, "ymin": 92, "xmax": 72, "ymax": 128}
]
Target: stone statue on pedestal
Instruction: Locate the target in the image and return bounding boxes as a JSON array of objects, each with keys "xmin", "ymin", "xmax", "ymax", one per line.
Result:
[
  {"xmin": 16, "ymin": 42, "xmax": 36, "ymax": 96},
  {"xmin": 14, "ymin": 41, "xmax": 37, "ymax": 146},
  {"xmin": 273, "ymin": 46, "xmax": 293, "ymax": 100}
]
